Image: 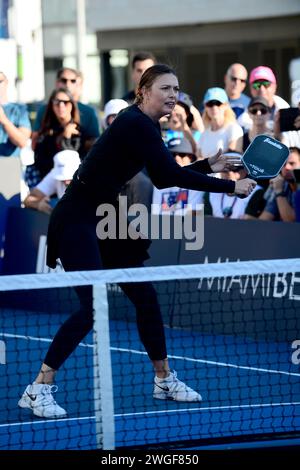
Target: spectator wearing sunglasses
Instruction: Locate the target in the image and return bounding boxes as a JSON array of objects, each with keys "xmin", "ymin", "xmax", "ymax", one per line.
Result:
[
  {"xmin": 32, "ymin": 67, "xmax": 99, "ymax": 155},
  {"xmin": 25, "ymin": 88, "xmax": 85, "ymax": 188},
  {"xmin": 242, "ymin": 97, "xmax": 272, "ymax": 151},
  {"xmin": 198, "ymin": 87, "xmax": 243, "ymax": 160},
  {"xmin": 242, "ymin": 96, "xmax": 278, "ymax": 219},
  {"xmin": 248, "ymin": 66, "xmax": 289, "ymax": 131},
  {"xmin": 224, "ymin": 63, "xmax": 251, "ymax": 128}
]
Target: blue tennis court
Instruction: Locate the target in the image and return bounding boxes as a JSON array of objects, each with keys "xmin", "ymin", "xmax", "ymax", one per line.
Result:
[{"xmin": 1, "ymin": 308, "xmax": 299, "ymax": 450}]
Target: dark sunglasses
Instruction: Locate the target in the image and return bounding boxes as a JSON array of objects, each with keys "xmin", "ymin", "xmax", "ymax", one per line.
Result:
[
  {"xmin": 252, "ymin": 80, "xmax": 271, "ymax": 90},
  {"xmin": 59, "ymin": 77, "xmax": 77, "ymax": 84},
  {"xmin": 52, "ymin": 98, "xmax": 72, "ymax": 106},
  {"xmin": 230, "ymin": 75, "xmax": 247, "ymax": 84},
  {"xmin": 205, "ymin": 100, "xmax": 222, "ymax": 108},
  {"xmin": 249, "ymin": 107, "xmax": 268, "ymax": 115}
]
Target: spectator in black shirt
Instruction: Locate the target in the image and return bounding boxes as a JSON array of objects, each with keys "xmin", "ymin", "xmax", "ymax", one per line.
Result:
[
  {"xmin": 19, "ymin": 64, "xmax": 256, "ymax": 419},
  {"xmin": 32, "ymin": 67, "xmax": 100, "ymax": 156},
  {"xmin": 25, "ymin": 88, "xmax": 84, "ymax": 188},
  {"xmin": 122, "ymin": 51, "xmax": 156, "ymax": 104}
]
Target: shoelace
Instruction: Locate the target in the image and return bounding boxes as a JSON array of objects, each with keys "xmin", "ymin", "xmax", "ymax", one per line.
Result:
[
  {"xmin": 166, "ymin": 372, "xmax": 183, "ymax": 388},
  {"xmin": 171, "ymin": 371, "xmax": 178, "ymax": 380},
  {"xmin": 169, "ymin": 373, "xmax": 191, "ymax": 392},
  {"xmin": 41, "ymin": 384, "xmax": 59, "ymax": 405}
]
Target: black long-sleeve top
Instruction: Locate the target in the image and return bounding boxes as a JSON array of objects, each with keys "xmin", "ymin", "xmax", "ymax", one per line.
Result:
[{"xmin": 67, "ymin": 104, "xmax": 235, "ymax": 205}]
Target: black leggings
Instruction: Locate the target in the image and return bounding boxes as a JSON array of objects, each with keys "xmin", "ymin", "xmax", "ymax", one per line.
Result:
[{"xmin": 44, "ymin": 222, "xmax": 167, "ymax": 370}]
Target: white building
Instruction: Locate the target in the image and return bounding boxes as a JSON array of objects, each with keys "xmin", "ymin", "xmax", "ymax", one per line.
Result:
[
  {"xmin": 41, "ymin": 0, "xmax": 300, "ymax": 108},
  {"xmin": 3, "ymin": 0, "xmax": 299, "ymax": 108},
  {"xmin": 0, "ymin": 0, "xmax": 44, "ymax": 104}
]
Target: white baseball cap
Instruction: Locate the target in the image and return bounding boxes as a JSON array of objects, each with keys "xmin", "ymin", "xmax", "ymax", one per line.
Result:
[
  {"xmin": 52, "ymin": 150, "xmax": 81, "ymax": 181},
  {"xmin": 104, "ymin": 99, "xmax": 128, "ymax": 121}
]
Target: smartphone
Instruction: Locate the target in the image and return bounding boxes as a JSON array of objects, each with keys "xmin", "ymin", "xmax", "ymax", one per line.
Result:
[
  {"xmin": 293, "ymin": 168, "xmax": 300, "ymax": 183},
  {"xmin": 279, "ymin": 108, "xmax": 300, "ymax": 132},
  {"xmin": 223, "ymin": 151, "xmax": 244, "ymax": 170}
]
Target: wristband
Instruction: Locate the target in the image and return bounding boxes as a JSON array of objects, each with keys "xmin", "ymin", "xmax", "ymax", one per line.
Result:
[{"xmin": 275, "ymin": 192, "xmax": 286, "ymax": 198}]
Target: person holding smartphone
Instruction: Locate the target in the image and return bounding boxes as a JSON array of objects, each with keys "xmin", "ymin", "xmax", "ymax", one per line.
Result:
[
  {"xmin": 278, "ymin": 99, "xmax": 300, "ymax": 149},
  {"xmin": 293, "ymin": 167, "xmax": 300, "ymax": 222},
  {"xmin": 259, "ymin": 146, "xmax": 300, "ymax": 222}
]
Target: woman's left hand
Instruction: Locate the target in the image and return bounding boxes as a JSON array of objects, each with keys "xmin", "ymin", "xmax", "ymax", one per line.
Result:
[
  {"xmin": 208, "ymin": 149, "xmax": 230, "ymax": 173},
  {"xmin": 63, "ymin": 122, "xmax": 80, "ymax": 139}
]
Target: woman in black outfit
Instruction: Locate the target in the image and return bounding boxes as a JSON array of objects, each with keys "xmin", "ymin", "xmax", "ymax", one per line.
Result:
[{"xmin": 19, "ymin": 64, "xmax": 256, "ymax": 418}]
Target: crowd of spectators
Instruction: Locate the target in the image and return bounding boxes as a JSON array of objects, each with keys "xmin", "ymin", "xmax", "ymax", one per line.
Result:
[{"xmin": 1, "ymin": 53, "xmax": 300, "ymax": 223}]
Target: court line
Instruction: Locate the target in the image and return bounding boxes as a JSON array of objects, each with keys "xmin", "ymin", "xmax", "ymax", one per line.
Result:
[
  {"xmin": 113, "ymin": 347, "xmax": 300, "ymax": 377},
  {"xmin": 0, "ymin": 415, "xmax": 95, "ymax": 428},
  {"xmin": 1, "ymin": 401, "xmax": 300, "ymax": 428},
  {"xmin": 2, "ymin": 332, "xmax": 300, "ymax": 377},
  {"xmin": 1, "ymin": 332, "xmax": 90, "ymax": 347},
  {"xmin": 116, "ymin": 401, "xmax": 300, "ymax": 417}
]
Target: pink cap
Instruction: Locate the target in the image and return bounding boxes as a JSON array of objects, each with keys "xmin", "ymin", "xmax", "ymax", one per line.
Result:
[{"xmin": 249, "ymin": 66, "xmax": 276, "ymax": 84}]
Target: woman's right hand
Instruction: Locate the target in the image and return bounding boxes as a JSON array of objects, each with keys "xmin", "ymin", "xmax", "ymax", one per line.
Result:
[{"xmin": 234, "ymin": 178, "xmax": 257, "ymax": 198}]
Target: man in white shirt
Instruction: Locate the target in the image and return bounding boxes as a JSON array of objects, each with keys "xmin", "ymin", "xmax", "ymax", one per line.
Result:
[{"xmin": 24, "ymin": 150, "xmax": 81, "ymax": 214}]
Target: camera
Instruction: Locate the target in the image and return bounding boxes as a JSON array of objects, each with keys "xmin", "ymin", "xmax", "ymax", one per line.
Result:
[
  {"xmin": 223, "ymin": 151, "xmax": 244, "ymax": 171},
  {"xmin": 279, "ymin": 108, "xmax": 300, "ymax": 132},
  {"xmin": 293, "ymin": 168, "xmax": 300, "ymax": 184}
]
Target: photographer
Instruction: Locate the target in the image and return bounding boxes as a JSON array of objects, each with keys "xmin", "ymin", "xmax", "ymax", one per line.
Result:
[
  {"xmin": 277, "ymin": 98, "xmax": 300, "ymax": 149},
  {"xmin": 259, "ymin": 147, "xmax": 300, "ymax": 222},
  {"xmin": 294, "ymin": 166, "xmax": 300, "ymax": 222}
]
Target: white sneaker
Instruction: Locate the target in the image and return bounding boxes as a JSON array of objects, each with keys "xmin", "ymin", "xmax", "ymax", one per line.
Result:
[
  {"xmin": 153, "ymin": 370, "xmax": 202, "ymax": 402},
  {"xmin": 18, "ymin": 383, "xmax": 67, "ymax": 418}
]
